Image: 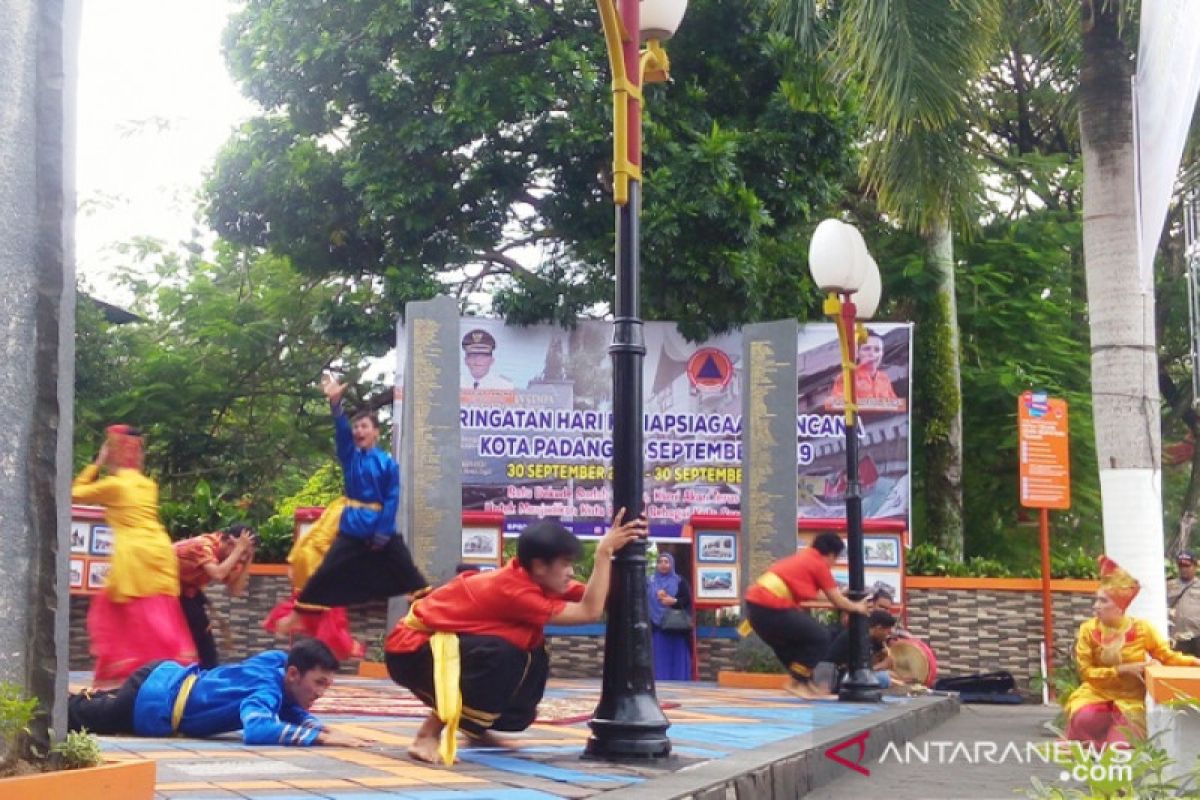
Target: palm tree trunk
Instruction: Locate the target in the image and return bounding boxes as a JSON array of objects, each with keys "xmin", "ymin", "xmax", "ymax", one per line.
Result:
[
  {"xmin": 1079, "ymin": 0, "xmax": 1167, "ymax": 631},
  {"xmin": 918, "ymin": 217, "xmax": 964, "ymax": 560}
]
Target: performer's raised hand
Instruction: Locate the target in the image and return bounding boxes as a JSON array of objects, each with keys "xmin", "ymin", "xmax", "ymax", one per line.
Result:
[
  {"xmin": 94, "ymin": 442, "xmax": 110, "ymax": 468},
  {"xmin": 321, "ymin": 372, "xmax": 347, "ymax": 404},
  {"xmin": 597, "ymin": 507, "xmax": 648, "ymax": 557}
]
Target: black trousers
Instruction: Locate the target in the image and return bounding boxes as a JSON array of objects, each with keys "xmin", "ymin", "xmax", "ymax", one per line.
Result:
[
  {"xmin": 298, "ymin": 534, "xmax": 428, "ymax": 609},
  {"xmin": 67, "ymin": 662, "xmax": 159, "ymax": 734},
  {"xmin": 181, "ymin": 591, "xmax": 219, "ymax": 669},
  {"xmin": 746, "ymin": 600, "xmax": 831, "ymax": 680},
  {"xmin": 385, "ymin": 635, "xmax": 549, "ymax": 735}
]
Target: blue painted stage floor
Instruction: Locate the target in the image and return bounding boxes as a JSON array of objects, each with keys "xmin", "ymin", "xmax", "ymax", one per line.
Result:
[{"xmin": 73, "ymin": 673, "xmax": 919, "ymax": 799}]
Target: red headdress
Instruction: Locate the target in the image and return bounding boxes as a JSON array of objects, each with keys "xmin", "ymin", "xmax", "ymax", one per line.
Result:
[
  {"xmin": 105, "ymin": 424, "xmax": 144, "ymax": 470},
  {"xmin": 1098, "ymin": 555, "xmax": 1140, "ymax": 612}
]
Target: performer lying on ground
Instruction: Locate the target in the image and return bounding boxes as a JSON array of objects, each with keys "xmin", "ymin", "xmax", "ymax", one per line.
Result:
[
  {"xmin": 741, "ymin": 532, "xmax": 871, "ymax": 700},
  {"xmin": 1064, "ymin": 555, "xmax": 1200, "ymax": 747},
  {"xmin": 176, "ymin": 524, "xmax": 256, "ymax": 668},
  {"xmin": 268, "ymin": 373, "xmax": 427, "ymax": 653},
  {"xmin": 72, "ymin": 425, "xmax": 197, "ymax": 688},
  {"xmin": 384, "ymin": 510, "xmax": 648, "ymax": 765},
  {"xmin": 68, "ymin": 638, "xmax": 369, "ymax": 747}
]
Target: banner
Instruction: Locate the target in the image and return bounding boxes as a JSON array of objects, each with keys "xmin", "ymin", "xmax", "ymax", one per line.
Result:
[
  {"xmin": 403, "ymin": 318, "xmax": 911, "ymax": 536},
  {"xmin": 1135, "ymin": 0, "xmax": 1200, "ymax": 287}
]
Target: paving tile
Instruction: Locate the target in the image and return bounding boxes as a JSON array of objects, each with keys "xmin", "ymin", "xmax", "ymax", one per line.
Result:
[{"xmin": 87, "ymin": 676, "xmax": 951, "ymax": 799}]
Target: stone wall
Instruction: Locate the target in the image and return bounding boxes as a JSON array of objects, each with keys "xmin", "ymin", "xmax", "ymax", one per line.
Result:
[
  {"xmin": 69, "ymin": 572, "xmax": 1096, "ymax": 688},
  {"xmin": 904, "ymin": 582, "xmax": 1096, "ymax": 691}
]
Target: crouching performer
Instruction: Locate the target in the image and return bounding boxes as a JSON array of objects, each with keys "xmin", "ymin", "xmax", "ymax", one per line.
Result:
[
  {"xmin": 68, "ymin": 638, "xmax": 369, "ymax": 747},
  {"xmin": 384, "ymin": 510, "xmax": 647, "ymax": 765}
]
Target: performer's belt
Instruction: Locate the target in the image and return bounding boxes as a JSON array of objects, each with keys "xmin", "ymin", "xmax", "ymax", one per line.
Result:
[
  {"xmin": 403, "ymin": 600, "xmax": 461, "ymax": 765},
  {"xmin": 345, "ymin": 499, "xmax": 382, "ymax": 511},
  {"xmin": 171, "ymin": 674, "xmax": 198, "ymax": 734},
  {"xmin": 737, "ymin": 573, "xmax": 795, "ymax": 637}
]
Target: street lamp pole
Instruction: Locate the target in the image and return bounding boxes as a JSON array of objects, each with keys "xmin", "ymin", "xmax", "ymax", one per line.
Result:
[
  {"xmin": 586, "ymin": 0, "xmax": 684, "ymax": 759},
  {"xmin": 808, "ymin": 220, "xmax": 883, "ymax": 703}
]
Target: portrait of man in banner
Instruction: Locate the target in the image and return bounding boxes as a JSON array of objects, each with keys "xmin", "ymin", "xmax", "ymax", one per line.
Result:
[
  {"xmin": 797, "ymin": 324, "xmax": 912, "ymax": 523},
  {"xmin": 460, "ymin": 328, "xmax": 515, "ymax": 391}
]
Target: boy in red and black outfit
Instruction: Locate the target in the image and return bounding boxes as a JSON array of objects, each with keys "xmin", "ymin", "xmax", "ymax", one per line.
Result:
[
  {"xmin": 384, "ymin": 510, "xmax": 647, "ymax": 765},
  {"xmin": 743, "ymin": 532, "xmax": 869, "ymax": 700},
  {"xmin": 175, "ymin": 524, "xmax": 256, "ymax": 668}
]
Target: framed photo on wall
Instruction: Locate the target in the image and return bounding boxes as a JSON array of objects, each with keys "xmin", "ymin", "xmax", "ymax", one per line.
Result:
[
  {"xmin": 461, "ymin": 526, "xmax": 499, "ymax": 560},
  {"xmin": 696, "ymin": 567, "xmax": 738, "ymax": 600},
  {"xmin": 90, "ymin": 525, "xmax": 114, "ymax": 556},
  {"xmin": 863, "ymin": 570, "xmax": 901, "ymax": 601},
  {"xmin": 696, "ymin": 532, "xmax": 737, "ymax": 563},
  {"xmin": 863, "ymin": 535, "xmax": 900, "ymax": 567},
  {"xmin": 69, "ymin": 558, "xmax": 85, "ymax": 590},
  {"xmin": 70, "ymin": 522, "xmax": 90, "ymax": 554},
  {"xmin": 87, "ymin": 560, "xmax": 111, "ymax": 590}
]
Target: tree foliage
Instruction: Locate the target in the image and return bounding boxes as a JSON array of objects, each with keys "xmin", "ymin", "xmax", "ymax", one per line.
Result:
[
  {"xmin": 74, "ymin": 243, "xmax": 380, "ymax": 534},
  {"xmin": 208, "ymin": 0, "xmax": 858, "ymax": 341}
]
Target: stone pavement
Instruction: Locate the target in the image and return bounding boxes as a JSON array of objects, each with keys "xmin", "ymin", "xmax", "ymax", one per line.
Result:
[
  {"xmin": 808, "ymin": 703, "xmax": 1066, "ymax": 800},
  {"xmin": 76, "ymin": 673, "xmax": 957, "ymax": 799}
]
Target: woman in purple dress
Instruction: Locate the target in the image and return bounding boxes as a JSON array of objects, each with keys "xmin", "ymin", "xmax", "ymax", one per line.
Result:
[{"xmin": 648, "ymin": 553, "xmax": 693, "ymax": 681}]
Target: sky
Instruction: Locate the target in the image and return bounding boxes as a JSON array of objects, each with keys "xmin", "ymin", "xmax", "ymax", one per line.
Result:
[{"xmin": 76, "ymin": 1, "xmax": 254, "ymax": 305}]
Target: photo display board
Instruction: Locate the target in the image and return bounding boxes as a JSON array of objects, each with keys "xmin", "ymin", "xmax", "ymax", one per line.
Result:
[
  {"xmin": 397, "ymin": 318, "xmax": 912, "ymax": 537},
  {"xmin": 797, "ymin": 522, "xmax": 907, "ymax": 610},
  {"xmin": 688, "ymin": 516, "xmax": 907, "ymax": 610},
  {"xmin": 69, "ymin": 505, "xmax": 112, "ymax": 595}
]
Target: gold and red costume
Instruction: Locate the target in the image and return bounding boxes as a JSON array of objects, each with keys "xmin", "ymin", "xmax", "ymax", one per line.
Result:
[
  {"xmin": 262, "ymin": 498, "xmax": 364, "ymax": 660},
  {"xmin": 71, "ymin": 425, "xmax": 196, "ymax": 684},
  {"xmin": 1064, "ymin": 556, "xmax": 1200, "ymax": 745}
]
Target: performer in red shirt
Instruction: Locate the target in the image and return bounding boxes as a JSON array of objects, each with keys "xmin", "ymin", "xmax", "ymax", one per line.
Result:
[
  {"xmin": 743, "ymin": 532, "xmax": 870, "ymax": 699},
  {"xmin": 385, "ymin": 509, "xmax": 647, "ymax": 765},
  {"xmin": 175, "ymin": 525, "xmax": 256, "ymax": 668}
]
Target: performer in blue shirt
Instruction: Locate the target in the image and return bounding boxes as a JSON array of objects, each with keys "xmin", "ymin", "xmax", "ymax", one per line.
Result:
[
  {"xmin": 298, "ymin": 374, "xmax": 427, "ymax": 606},
  {"xmin": 67, "ymin": 639, "xmax": 368, "ymax": 746}
]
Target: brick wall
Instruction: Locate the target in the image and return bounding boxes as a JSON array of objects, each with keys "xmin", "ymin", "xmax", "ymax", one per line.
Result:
[
  {"xmin": 69, "ymin": 573, "xmax": 1095, "ymax": 688},
  {"xmin": 903, "ymin": 585, "xmax": 1096, "ymax": 690}
]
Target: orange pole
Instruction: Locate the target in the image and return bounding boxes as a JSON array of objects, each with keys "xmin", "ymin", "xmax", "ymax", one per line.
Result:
[{"xmin": 1039, "ymin": 507, "xmax": 1055, "ymax": 700}]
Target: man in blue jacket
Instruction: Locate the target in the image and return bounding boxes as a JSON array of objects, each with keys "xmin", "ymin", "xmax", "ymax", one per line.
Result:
[
  {"xmin": 290, "ymin": 373, "xmax": 427, "ymax": 615},
  {"xmin": 67, "ymin": 638, "xmax": 368, "ymax": 747}
]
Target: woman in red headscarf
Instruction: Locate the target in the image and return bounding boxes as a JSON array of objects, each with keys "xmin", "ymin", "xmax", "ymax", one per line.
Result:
[
  {"xmin": 1064, "ymin": 556, "xmax": 1200, "ymax": 746},
  {"xmin": 71, "ymin": 426, "xmax": 196, "ymax": 688}
]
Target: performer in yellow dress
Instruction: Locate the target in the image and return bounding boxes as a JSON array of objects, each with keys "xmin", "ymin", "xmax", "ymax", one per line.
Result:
[
  {"xmin": 1064, "ymin": 555, "xmax": 1200, "ymax": 745},
  {"xmin": 71, "ymin": 425, "xmax": 196, "ymax": 688}
]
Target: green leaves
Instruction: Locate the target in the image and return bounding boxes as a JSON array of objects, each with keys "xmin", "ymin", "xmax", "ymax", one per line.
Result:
[
  {"xmin": 75, "ymin": 245, "xmax": 382, "ymax": 535},
  {"xmin": 208, "ymin": 0, "xmax": 857, "ymax": 338}
]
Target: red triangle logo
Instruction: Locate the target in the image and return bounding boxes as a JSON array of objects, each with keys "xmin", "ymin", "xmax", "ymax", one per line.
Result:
[{"xmin": 825, "ymin": 730, "xmax": 871, "ymax": 776}]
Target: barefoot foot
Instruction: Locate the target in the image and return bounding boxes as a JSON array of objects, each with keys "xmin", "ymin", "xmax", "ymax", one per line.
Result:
[
  {"xmin": 273, "ymin": 611, "xmax": 300, "ymax": 636},
  {"xmin": 407, "ymin": 713, "xmax": 446, "ymax": 764}
]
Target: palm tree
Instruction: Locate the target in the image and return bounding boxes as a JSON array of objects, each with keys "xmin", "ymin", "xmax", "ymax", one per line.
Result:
[
  {"xmin": 760, "ymin": 0, "xmax": 1004, "ymax": 559},
  {"xmin": 1075, "ymin": 0, "xmax": 1167, "ymax": 629}
]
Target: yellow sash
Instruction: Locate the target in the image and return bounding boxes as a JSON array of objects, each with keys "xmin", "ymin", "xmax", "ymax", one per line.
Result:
[
  {"xmin": 289, "ymin": 496, "xmax": 383, "ymax": 609},
  {"xmin": 171, "ymin": 674, "xmax": 198, "ymax": 733},
  {"xmin": 403, "ymin": 603, "xmax": 462, "ymax": 765},
  {"xmin": 737, "ymin": 572, "xmax": 795, "ymax": 637}
]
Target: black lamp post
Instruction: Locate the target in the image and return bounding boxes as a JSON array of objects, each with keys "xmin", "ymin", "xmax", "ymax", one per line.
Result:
[
  {"xmin": 585, "ymin": 0, "xmax": 687, "ymax": 759},
  {"xmin": 808, "ymin": 219, "xmax": 884, "ymax": 703}
]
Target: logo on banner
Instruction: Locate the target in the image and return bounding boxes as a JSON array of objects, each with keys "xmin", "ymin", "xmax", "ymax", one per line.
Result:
[{"xmin": 687, "ymin": 348, "xmax": 733, "ymax": 391}]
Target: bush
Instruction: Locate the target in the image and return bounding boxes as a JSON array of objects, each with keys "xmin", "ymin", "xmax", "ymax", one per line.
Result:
[
  {"xmin": 52, "ymin": 730, "xmax": 102, "ymax": 770},
  {"xmin": 254, "ymin": 463, "xmax": 344, "ymax": 563},
  {"xmin": 0, "ymin": 682, "xmax": 38, "ymax": 772},
  {"xmin": 906, "ymin": 542, "xmax": 1099, "ymax": 579}
]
